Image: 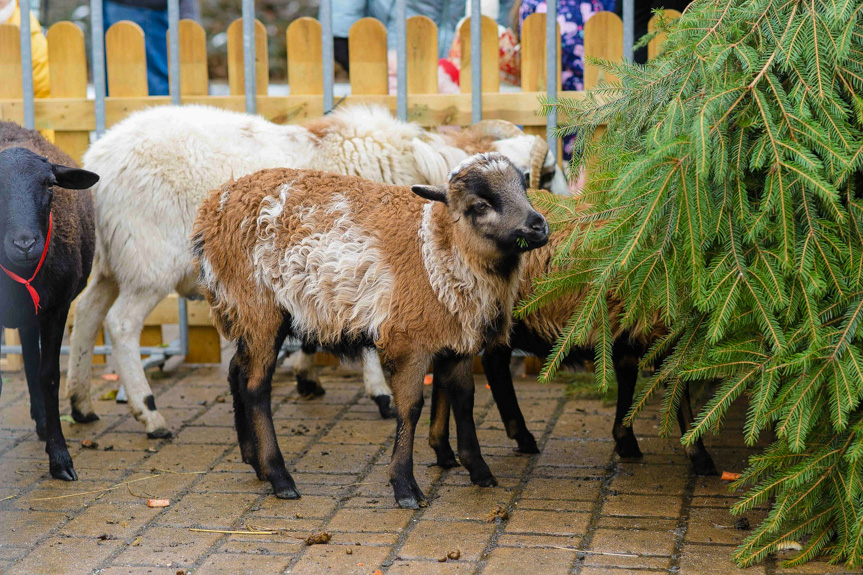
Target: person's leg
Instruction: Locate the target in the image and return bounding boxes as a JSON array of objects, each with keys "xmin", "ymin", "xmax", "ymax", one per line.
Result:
[
  {"xmin": 102, "ymin": 0, "xmax": 169, "ymax": 96},
  {"xmin": 141, "ymin": 6, "xmax": 169, "ymax": 95}
]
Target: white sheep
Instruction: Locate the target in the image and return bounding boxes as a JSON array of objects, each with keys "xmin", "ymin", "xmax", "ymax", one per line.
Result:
[
  {"xmin": 66, "ymin": 104, "xmax": 567, "ymax": 437},
  {"xmin": 191, "ymin": 154, "xmax": 549, "ymax": 507}
]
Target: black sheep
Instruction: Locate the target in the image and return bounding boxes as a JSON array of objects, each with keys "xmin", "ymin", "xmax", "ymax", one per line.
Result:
[{"xmin": 0, "ymin": 122, "xmax": 99, "ymax": 480}]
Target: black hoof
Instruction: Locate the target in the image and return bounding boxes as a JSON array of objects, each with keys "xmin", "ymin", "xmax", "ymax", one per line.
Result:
[
  {"xmin": 431, "ymin": 445, "xmax": 460, "ymax": 469},
  {"xmin": 514, "ymin": 433, "xmax": 540, "ymax": 454},
  {"xmin": 49, "ymin": 452, "xmax": 78, "ymax": 481},
  {"xmin": 273, "ymin": 481, "xmax": 301, "ymax": 499},
  {"xmin": 690, "ymin": 451, "xmax": 719, "ymax": 476},
  {"xmin": 271, "ymin": 472, "xmax": 301, "ymax": 499},
  {"xmin": 146, "ymin": 428, "xmax": 172, "ymax": 439},
  {"xmin": 471, "ymin": 473, "xmax": 498, "ymax": 487},
  {"xmin": 614, "ymin": 436, "xmax": 643, "ymax": 459},
  {"xmin": 296, "ymin": 378, "xmax": 326, "ymax": 398},
  {"xmin": 436, "ymin": 455, "xmax": 460, "ymax": 469},
  {"xmin": 71, "ymin": 409, "xmax": 100, "ymax": 424},
  {"xmin": 373, "ymin": 395, "xmax": 397, "ymax": 419},
  {"xmin": 392, "ymin": 479, "xmax": 427, "ymax": 509},
  {"xmin": 467, "ymin": 460, "xmax": 497, "ymax": 487},
  {"xmin": 274, "ymin": 486, "xmax": 301, "ymax": 499},
  {"xmin": 396, "ymin": 496, "xmax": 428, "ymax": 509}
]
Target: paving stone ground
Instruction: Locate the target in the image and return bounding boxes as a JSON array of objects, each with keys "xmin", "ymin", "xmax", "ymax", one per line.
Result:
[{"xmin": 0, "ymin": 359, "xmax": 860, "ymax": 575}]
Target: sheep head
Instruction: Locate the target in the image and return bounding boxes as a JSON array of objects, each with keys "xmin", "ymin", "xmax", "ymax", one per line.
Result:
[
  {"xmin": 465, "ymin": 121, "xmax": 569, "ymax": 194},
  {"xmin": 0, "ymin": 147, "xmax": 98, "ymax": 271},
  {"xmin": 412, "ymin": 152, "xmax": 549, "ymax": 260}
]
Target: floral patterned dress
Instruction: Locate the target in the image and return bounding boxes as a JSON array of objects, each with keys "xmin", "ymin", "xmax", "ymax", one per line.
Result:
[
  {"xmin": 519, "ymin": 0, "xmax": 616, "ymax": 91},
  {"xmin": 520, "ymin": 0, "xmax": 614, "ymax": 161}
]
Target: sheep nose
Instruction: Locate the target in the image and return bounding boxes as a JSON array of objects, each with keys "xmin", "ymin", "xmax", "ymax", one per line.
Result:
[
  {"xmin": 527, "ymin": 212, "xmax": 547, "ymax": 233},
  {"xmin": 12, "ymin": 236, "xmax": 37, "ymax": 255}
]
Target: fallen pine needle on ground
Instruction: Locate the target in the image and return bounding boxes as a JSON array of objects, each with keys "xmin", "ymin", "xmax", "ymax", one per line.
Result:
[
  {"xmin": 28, "ymin": 471, "xmax": 206, "ymax": 501},
  {"xmin": 544, "ymin": 546, "xmax": 638, "ymax": 558},
  {"xmin": 190, "ymin": 528, "xmax": 277, "ymax": 535}
]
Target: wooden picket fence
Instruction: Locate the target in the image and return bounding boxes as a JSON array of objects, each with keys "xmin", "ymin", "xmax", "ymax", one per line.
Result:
[{"xmin": 0, "ymin": 10, "xmax": 678, "ymax": 368}]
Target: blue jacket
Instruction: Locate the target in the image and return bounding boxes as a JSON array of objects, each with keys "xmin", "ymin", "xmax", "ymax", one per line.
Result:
[{"xmin": 326, "ymin": 0, "xmax": 467, "ymax": 58}]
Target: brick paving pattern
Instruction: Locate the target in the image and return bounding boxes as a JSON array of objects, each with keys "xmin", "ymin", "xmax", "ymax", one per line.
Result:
[{"xmin": 0, "ymin": 362, "xmax": 860, "ymax": 574}]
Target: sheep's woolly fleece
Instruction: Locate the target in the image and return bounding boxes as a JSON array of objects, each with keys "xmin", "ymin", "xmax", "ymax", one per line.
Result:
[{"xmin": 193, "ymin": 167, "xmax": 521, "ymax": 362}]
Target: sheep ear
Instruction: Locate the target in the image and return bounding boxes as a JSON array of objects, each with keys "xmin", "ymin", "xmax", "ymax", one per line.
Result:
[
  {"xmin": 411, "ymin": 185, "xmax": 448, "ymax": 205},
  {"xmin": 52, "ymin": 164, "xmax": 100, "ymax": 190}
]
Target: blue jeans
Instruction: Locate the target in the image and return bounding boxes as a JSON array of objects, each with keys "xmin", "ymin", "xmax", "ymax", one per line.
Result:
[{"xmin": 103, "ymin": 0, "xmax": 170, "ymax": 96}]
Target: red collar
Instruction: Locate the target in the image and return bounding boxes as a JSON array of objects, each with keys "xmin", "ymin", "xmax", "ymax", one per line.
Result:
[{"xmin": 1, "ymin": 213, "xmax": 52, "ymax": 314}]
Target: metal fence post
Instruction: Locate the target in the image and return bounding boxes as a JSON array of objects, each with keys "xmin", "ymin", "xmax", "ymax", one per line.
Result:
[
  {"xmin": 623, "ymin": 0, "xmax": 634, "ymax": 61},
  {"xmin": 470, "ymin": 0, "xmax": 481, "ymax": 123},
  {"xmin": 321, "ymin": 0, "xmax": 333, "ymax": 112},
  {"xmin": 242, "ymin": 0, "xmax": 256, "ymax": 114},
  {"xmin": 545, "ymin": 0, "xmax": 558, "ymax": 159},
  {"xmin": 19, "ymin": 0, "xmax": 35, "ymax": 130},
  {"xmin": 90, "ymin": 0, "xmax": 106, "ymax": 136},
  {"xmin": 396, "ymin": 0, "xmax": 407, "ymax": 121},
  {"xmin": 168, "ymin": 0, "xmax": 180, "ymax": 105}
]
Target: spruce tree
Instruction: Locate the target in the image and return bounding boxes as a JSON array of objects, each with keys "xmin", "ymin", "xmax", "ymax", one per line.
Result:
[{"xmin": 532, "ymin": 0, "xmax": 863, "ymax": 566}]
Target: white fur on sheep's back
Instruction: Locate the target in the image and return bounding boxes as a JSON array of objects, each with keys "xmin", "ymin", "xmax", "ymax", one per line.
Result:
[
  {"xmin": 252, "ymin": 187, "xmax": 393, "ymax": 345},
  {"xmin": 83, "ymin": 105, "xmax": 318, "ymax": 293},
  {"xmin": 418, "ymin": 203, "xmax": 516, "ymax": 354}
]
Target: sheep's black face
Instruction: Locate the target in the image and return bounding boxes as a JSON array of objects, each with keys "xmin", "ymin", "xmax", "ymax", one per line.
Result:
[
  {"xmin": 413, "ymin": 153, "xmax": 549, "ymax": 257},
  {"xmin": 0, "ymin": 147, "xmax": 98, "ymax": 271}
]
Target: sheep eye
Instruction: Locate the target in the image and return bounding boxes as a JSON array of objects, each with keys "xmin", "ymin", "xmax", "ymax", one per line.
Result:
[{"xmin": 471, "ymin": 201, "xmax": 490, "ymax": 213}]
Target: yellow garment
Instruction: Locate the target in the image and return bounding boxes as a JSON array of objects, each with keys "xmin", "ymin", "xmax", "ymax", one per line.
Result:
[{"xmin": 5, "ymin": 1, "xmax": 50, "ymax": 97}]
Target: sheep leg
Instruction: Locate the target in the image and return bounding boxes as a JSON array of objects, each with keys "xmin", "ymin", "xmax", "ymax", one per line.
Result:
[
  {"xmin": 237, "ymin": 332, "xmax": 300, "ymax": 500},
  {"xmin": 294, "ymin": 343, "xmax": 326, "ymax": 398},
  {"xmin": 677, "ymin": 385, "xmax": 718, "ymax": 476},
  {"xmin": 389, "ymin": 355, "xmax": 428, "ymax": 509},
  {"xmin": 612, "ymin": 339, "xmax": 643, "ymax": 459},
  {"xmin": 66, "ymin": 269, "xmax": 118, "ymax": 423},
  {"xmin": 104, "ymin": 290, "xmax": 171, "ymax": 438},
  {"xmin": 20, "ymin": 324, "xmax": 46, "ymax": 440},
  {"xmin": 363, "ymin": 349, "xmax": 395, "ymax": 419},
  {"xmin": 428, "ymin": 372, "xmax": 458, "ymax": 468},
  {"xmin": 481, "ymin": 346, "xmax": 539, "ymax": 454},
  {"xmin": 437, "ymin": 355, "xmax": 497, "ymax": 487},
  {"xmin": 228, "ymin": 353, "xmax": 260, "ymax": 478},
  {"xmin": 38, "ymin": 305, "xmax": 77, "ymax": 481}
]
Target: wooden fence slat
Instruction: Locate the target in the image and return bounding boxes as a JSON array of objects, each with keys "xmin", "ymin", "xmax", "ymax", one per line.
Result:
[
  {"xmin": 349, "ymin": 18, "xmax": 389, "ymax": 96},
  {"xmin": 647, "ymin": 9, "xmax": 681, "ymax": 60},
  {"xmin": 47, "ymin": 22, "xmax": 89, "ymax": 164},
  {"xmin": 287, "ymin": 17, "xmax": 322, "ymax": 95},
  {"xmin": 459, "ymin": 15, "xmax": 499, "ymax": 95},
  {"xmin": 520, "ymin": 13, "xmax": 560, "ymax": 138},
  {"xmin": 0, "ymin": 24, "xmax": 23, "ymax": 99},
  {"xmin": 521, "ymin": 13, "xmax": 561, "ymax": 92},
  {"xmin": 169, "ymin": 19, "xmax": 208, "ymax": 96},
  {"xmin": 227, "ymin": 18, "xmax": 268, "ymax": 96},
  {"xmin": 105, "ymin": 21, "xmax": 149, "ymax": 98},
  {"xmin": 406, "ymin": 15, "xmax": 437, "ymax": 94},
  {"xmin": 583, "ymin": 11, "xmax": 622, "ymax": 91}
]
